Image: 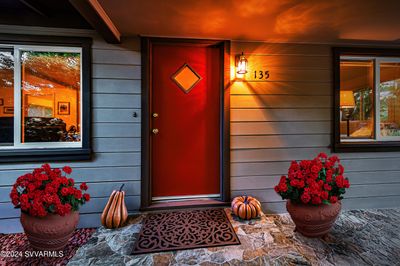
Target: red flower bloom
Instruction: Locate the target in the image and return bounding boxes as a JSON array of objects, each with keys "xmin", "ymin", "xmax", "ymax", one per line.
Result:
[
  {"xmin": 275, "ymin": 153, "xmax": 350, "ymax": 206},
  {"xmin": 74, "ymin": 190, "xmax": 82, "ymax": 199},
  {"xmin": 329, "ymin": 155, "xmax": 339, "ymax": 163},
  {"xmin": 330, "ymin": 196, "xmax": 338, "ymax": 204},
  {"xmin": 62, "ymin": 166, "xmax": 72, "ymax": 175},
  {"xmin": 335, "ymin": 175, "xmax": 345, "ymax": 188},
  {"xmin": 311, "ymin": 196, "xmax": 322, "ymax": 205},
  {"xmin": 80, "ymin": 182, "xmax": 88, "ymax": 191},
  {"xmin": 27, "ymin": 183, "xmax": 36, "ymax": 193},
  {"xmin": 279, "ymin": 183, "xmax": 288, "ymax": 192},
  {"xmin": 83, "ymin": 193, "xmax": 90, "ymax": 201},
  {"xmin": 338, "ymin": 164, "xmax": 344, "ymax": 175},
  {"xmin": 343, "ymin": 179, "xmax": 350, "ymax": 188},
  {"xmin": 301, "ymin": 192, "xmax": 311, "ymax": 204},
  {"xmin": 321, "ymin": 191, "xmax": 329, "ymax": 200},
  {"xmin": 311, "ymin": 165, "xmax": 320, "ymax": 174},
  {"xmin": 61, "ymin": 187, "xmax": 69, "ymax": 196},
  {"xmin": 10, "ymin": 164, "xmax": 90, "ymax": 217},
  {"xmin": 60, "ymin": 177, "xmax": 69, "ymax": 186},
  {"xmin": 20, "ymin": 194, "xmax": 30, "ymax": 211}
]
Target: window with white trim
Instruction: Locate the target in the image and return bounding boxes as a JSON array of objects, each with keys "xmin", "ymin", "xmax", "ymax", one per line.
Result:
[
  {"xmin": 0, "ymin": 34, "xmax": 91, "ymax": 162},
  {"xmin": 333, "ymin": 47, "xmax": 400, "ymax": 152}
]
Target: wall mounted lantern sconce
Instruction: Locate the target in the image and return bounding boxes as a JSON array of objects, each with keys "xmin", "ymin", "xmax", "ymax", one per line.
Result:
[
  {"xmin": 340, "ymin": 90, "xmax": 356, "ymax": 137},
  {"xmin": 236, "ymin": 52, "xmax": 248, "ymax": 75}
]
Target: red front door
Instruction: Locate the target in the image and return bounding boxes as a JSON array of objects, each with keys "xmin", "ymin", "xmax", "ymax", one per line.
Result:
[{"xmin": 151, "ymin": 43, "xmax": 221, "ymax": 199}]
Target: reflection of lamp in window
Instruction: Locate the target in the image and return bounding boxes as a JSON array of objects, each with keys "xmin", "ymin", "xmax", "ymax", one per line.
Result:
[{"xmin": 340, "ymin": 90, "xmax": 356, "ymax": 137}]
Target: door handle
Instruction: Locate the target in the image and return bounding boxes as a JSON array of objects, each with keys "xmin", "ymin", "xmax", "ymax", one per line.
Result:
[
  {"xmin": 152, "ymin": 128, "xmax": 159, "ymax": 135},
  {"xmin": 152, "ymin": 113, "xmax": 159, "ymax": 118}
]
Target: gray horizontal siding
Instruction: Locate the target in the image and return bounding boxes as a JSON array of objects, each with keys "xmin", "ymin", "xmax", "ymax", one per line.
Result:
[
  {"xmin": 231, "ymin": 109, "xmax": 331, "ymax": 121},
  {"xmin": 231, "ymin": 95, "xmax": 331, "ymax": 108},
  {"xmin": 92, "ymin": 123, "xmax": 140, "ymax": 138},
  {"xmin": 231, "ymin": 121, "xmax": 331, "ymax": 135},
  {"xmin": 232, "ymin": 157, "xmax": 400, "ymax": 177},
  {"xmin": 92, "ymin": 64, "xmax": 140, "ymax": 79},
  {"xmin": 93, "ymin": 79, "xmax": 141, "ymax": 94},
  {"xmin": 230, "ymin": 40, "xmax": 400, "ymax": 214},
  {"xmin": 231, "ymin": 81, "xmax": 332, "ymax": 96},
  {"xmin": 93, "ymin": 94, "xmax": 141, "ymax": 108},
  {"xmin": 232, "ymin": 148, "xmax": 400, "ymax": 162},
  {"xmin": 231, "ymin": 135, "xmax": 330, "ymax": 149},
  {"xmin": 0, "ymin": 28, "xmax": 142, "ymax": 233},
  {"xmin": 93, "ymin": 109, "xmax": 141, "ymax": 123},
  {"xmin": 0, "ymin": 166, "xmax": 140, "ymax": 186},
  {"xmin": 92, "ymin": 49, "xmax": 140, "ymax": 65}
]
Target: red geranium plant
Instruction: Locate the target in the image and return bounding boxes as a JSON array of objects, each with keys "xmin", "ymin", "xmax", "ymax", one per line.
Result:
[
  {"xmin": 10, "ymin": 164, "xmax": 90, "ymax": 217},
  {"xmin": 275, "ymin": 153, "xmax": 350, "ymax": 205}
]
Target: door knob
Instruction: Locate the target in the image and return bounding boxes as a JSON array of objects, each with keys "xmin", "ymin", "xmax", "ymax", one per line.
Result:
[
  {"xmin": 152, "ymin": 113, "xmax": 159, "ymax": 118},
  {"xmin": 152, "ymin": 128, "xmax": 159, "ymax": 135}
]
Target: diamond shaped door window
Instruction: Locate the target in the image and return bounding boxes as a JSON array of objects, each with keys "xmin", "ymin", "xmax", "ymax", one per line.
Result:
[{"xmin": 171, "ymin": 63, "xmax": 202, "ymax": 93}]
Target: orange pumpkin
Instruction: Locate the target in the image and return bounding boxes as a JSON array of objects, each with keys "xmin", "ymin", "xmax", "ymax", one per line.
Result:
[
  {"xmin": 101, "ymin": 185, "xmax": 128, "ymax": 229},
  {"xmin": 231, "ymin": 196, "xmax": 262, "ymax": 220}
]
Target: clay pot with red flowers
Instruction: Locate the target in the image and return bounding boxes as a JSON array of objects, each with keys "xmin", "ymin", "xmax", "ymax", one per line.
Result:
[
  {"xmin": 275, "ymin": 153, "xmax": 350, "ymax": 238},
  {"xmin": 10, "ymin": 164, "xmax": 91, "ymax": 250}
]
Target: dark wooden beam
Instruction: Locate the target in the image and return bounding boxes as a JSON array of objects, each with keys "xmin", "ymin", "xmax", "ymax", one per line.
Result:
[
  {"xmin": 69, "ymin": 0, "xmax": 121, "ymax": 44},
  {"xmin": 19, "ymin": 0, "xmax": 49, "ymax": 17}
]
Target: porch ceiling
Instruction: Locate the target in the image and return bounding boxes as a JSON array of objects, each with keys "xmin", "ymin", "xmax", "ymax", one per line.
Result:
[{"xmin": 98, "ymin": 0, "xmax": 400, "ymax": 43}]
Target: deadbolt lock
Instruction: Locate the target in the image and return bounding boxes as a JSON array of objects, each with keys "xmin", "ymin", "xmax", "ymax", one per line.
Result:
[
  {"xmin": 152, "ymin": 128, "xmax": 159, "ymax": 135},
  {"xmin": 152, "ymin": 113, "xmax": 159, "ymax": 118}
]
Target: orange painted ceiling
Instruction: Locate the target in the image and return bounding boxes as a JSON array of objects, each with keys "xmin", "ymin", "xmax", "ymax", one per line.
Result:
[{"xmin": 98, "ymin": 0, "xmax": 400, "ymax": 43}]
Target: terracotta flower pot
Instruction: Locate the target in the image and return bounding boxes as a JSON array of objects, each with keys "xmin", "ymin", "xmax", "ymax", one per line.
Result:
[
  {"xmin": 20, "ymin": 211, "xmax": 79, "ymax": 251},
  {"xmin": 286, "ymin": 200, "xmax": 341, "ymax": 238}
]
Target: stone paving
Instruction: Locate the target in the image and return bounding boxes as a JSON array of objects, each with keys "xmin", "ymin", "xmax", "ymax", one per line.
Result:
[{"xmin": 68, "ymin": 208, "xmax": 400, "ymax": 265}]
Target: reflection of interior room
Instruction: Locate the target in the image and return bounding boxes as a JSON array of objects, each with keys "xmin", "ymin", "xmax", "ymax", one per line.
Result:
[
  {"xmin": 21, "ymin": 52, "xmax": 81, "ymax": 143},
  {"xmin": 0, "ymin": 51, "xmax": 14, "ymax": 145},
  {"xmin": 340, "ymin": 60, "xmax": 374, "ymax": 139},
  {"xmin": 340, "ymin": 59, "xmax": 400, "ymax": 140},
  {"xmin": 379, "ymin": 62, "xmax": 400, "ymax": 137},
  {"xmin": 0, "ymin": 51, "xmax": 81, "ymax": 144}
]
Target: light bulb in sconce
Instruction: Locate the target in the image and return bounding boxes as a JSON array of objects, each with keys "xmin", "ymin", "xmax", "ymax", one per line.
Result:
[{"xmin": 236, "ymin": 52, "xmax": 248, "ymax": 74}]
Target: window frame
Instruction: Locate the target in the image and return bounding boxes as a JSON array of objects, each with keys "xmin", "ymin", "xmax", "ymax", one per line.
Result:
[
  {"xmin": 0, "ymin": 33, "xmax": 92, "ymax": 162},
  {"xmin": 333, "ymin": 47, "xmax": 400, "ymax": 152}
]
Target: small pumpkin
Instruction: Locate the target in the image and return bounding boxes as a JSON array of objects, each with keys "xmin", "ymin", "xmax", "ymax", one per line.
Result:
[
  {"xmin": 101, "ymin": 184, "xmax": 128, "ymax": 229},
  {"xmin": 231, "ymin": 196, "xmax": 262, "ymax": 220}
]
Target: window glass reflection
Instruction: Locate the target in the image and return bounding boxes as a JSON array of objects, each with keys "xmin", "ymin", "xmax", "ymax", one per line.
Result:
[
  {"xmin": 340, "ymin": 59, "xmax": 374, "ymax": 140},
  {"xmin": 21, "ymin": 51, "xmax": 81, "ymax": 143},
  {"xmin": 380, "ymin": 62, "xmax": 400, "ymax": 137},
  {"xmin": 0, "ymin": 51, "xmax": 14, "ymax": 146}
]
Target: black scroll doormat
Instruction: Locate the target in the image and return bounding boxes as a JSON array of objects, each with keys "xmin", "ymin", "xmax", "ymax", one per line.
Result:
[{"xmin": 132, "ymin": 209, "xmax": 241, "ymax": 254}]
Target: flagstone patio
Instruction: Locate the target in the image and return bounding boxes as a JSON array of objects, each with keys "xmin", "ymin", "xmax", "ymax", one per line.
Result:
[{"xmin": 68, "ymin": 208, "xmax": 400, "ymax": 265}]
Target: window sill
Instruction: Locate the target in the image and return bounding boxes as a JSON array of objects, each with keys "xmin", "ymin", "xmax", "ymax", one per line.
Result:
[
  {"xmin": 0, "ymin": 148, "xmax": 91, "ymax": 163},
  {"xmin": 333, "ymin": 142, "xmax": 400, "ymax": 153}
]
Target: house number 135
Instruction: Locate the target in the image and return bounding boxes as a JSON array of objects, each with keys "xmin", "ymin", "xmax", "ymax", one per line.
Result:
[{"xmin": 254, "ymin": 70, "xmax": 270, "ymax": 80}]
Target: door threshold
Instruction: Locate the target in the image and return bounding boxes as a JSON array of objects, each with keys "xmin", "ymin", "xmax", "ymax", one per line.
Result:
[
  {"xmin": 141, "ymin": 199, "xmax": 230, "ymax": 212},
  {"xmin": 152, "ymin": 194, "xmax": 220, "ymax": 202}
]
